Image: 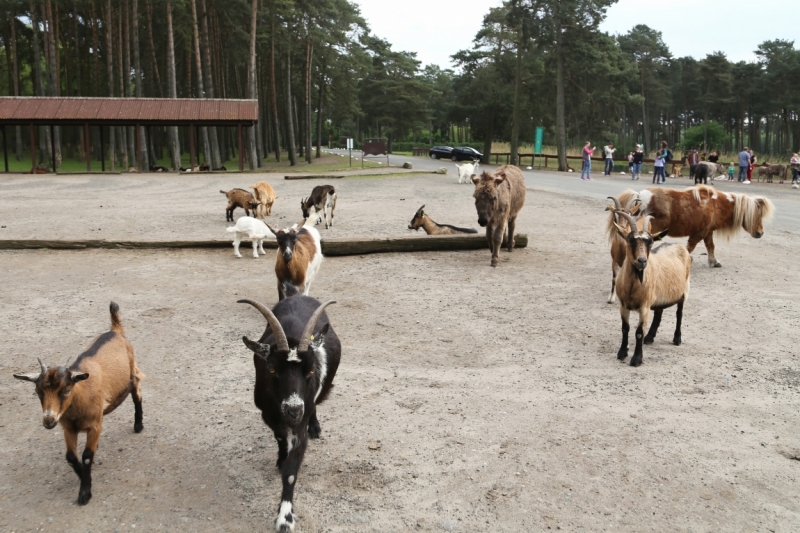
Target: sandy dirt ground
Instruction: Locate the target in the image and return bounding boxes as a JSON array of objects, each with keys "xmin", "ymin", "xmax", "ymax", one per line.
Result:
[{"xmin": 1, "ymin": 171, "xmax": 799, "ymax": 533}]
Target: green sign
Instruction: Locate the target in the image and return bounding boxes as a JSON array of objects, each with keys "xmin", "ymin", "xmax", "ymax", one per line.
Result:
[{"xmin": 534, "ymin": 126, "xmax": 544, "ymax": 154}]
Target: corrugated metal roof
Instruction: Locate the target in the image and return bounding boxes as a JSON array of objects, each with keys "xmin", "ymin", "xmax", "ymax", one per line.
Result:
[{"xmin": 0, "ymin": 97, "xmax": 258, "ymax": 125}]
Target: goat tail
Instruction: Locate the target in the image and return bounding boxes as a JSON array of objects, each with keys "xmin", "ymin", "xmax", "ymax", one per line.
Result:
[
  {"xmin": 109, "ymin": 301, "xmax": 125, "ymax": 335},
  {"xmin": 225, "ymin": 226, "xmax": 238, "ymax": 233},
  {"xmin": 220, "ymin": 190, "xmax": 227, "ymax": 195},
  {"xmin": 281, "ymin": 281, "xmax": 300, "ymax": 299}
]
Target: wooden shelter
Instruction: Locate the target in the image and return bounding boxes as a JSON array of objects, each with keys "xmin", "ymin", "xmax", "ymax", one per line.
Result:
[{"xmin": 0, "ymin": 97, "xmax": 259, "ymax": 173}]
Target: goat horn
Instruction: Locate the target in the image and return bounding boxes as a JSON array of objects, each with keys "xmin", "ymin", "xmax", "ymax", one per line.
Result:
[
  {"xmin": 297, "ymin": 300, "xmax": 337, "ymax": 353},
  {"xmin": 643, "ymin": 215, "xmax": 653, "ymax": 234},
  {"xmin": 64, "ymin": 356, "xmax": 71, "ymax": 368},
  {"xmin": 607, "ymin": 196, "xmax": 622, "ymax": 210},
  {"xmin": 625, "ymin": 195, "xmax": 641, "ymax": 212},
  {"xmin": 37, "ymin": 357, "xmax": 47, "ymax": 375},
  {"xmin": 237, "ymin": 299, "xmax": 290, "ymax": 352},
  {"xmin": 615, "ymin": 210, "xmax": 639, "ymax": 236}
]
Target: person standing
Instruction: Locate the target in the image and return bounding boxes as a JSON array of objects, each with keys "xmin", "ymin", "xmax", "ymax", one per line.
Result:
[
  {"xmin": 746, "ymin": 150, "xmax": 756, "ymax": 184},
  {"xmin": 656, "ymin": 140, "xmax": 670, "ymax": 184},
  {"xmin": 738, "ymin": 147, "xmax": 750, "ymax": 182},
  {"xmin": 653, "ymin": 150, "xmax": 666, "ymax": 184},
  {"xmin": 791, "ymin": 153, "xmax": 799, "ymax": 185},
  {"xmin": 628, "ymin": 151, "xmax": 634, "ymax": 175},
  {"xmin": 688, "ymin": 148, "xmax": 699, "ymax": 181},
  {"xmin": 581, "ymin": 141, "xmax": 595, "ymax": 180},
  {"xmin": 708, "ymin": 151, "xmax": 719, "ymax": 164},
  {"xmin": 727, "ymin": 161, "xmax": 735, "ymax": 181},
  {"xmin": 631, "ymin": 144, "xmax": 644, "ymax": 180},
  {"xmin": 603, "ymin": 142, "xmax": 616, "ymax": 175}
]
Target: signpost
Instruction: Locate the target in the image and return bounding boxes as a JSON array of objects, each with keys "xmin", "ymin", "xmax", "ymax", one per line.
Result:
[
  {"xmin": 534, "ymin": 127, "xmax": 544, "ymax": 169},
  {"xmin": 346, "ymin": 137, "xmax": 353, "ymax": 167}
]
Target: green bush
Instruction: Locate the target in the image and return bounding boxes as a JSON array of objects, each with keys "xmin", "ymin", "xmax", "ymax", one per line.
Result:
[{"xmin": 680, "ymin": 122, "xmax": 731, "ymax": 151}]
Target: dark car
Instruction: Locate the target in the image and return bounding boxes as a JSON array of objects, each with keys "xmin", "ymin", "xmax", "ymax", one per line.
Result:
[
  {"xmin": 429, "ymin": 146, "xmax": 453, "ymax": 160},
  {"xmin": 451, "ymin": 146, "xmax": 483, "ymax": 162}
]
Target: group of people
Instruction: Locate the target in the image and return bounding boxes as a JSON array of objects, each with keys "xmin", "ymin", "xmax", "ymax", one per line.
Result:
[
  {"xmin": 735, "ymin": 148, "xmax": 758, "ymax": 184},
  {"xmin": 581, "ymin": 140, "xmax": 672, "ymax": 182}
]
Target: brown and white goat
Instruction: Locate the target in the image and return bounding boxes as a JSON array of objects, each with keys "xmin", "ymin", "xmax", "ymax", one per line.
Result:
[
  {"xmin": 613, "ymin": 213, "xmax": 692, "ymax": 367},
  {"xmin": 13, "ymin": 302, "xmax": 145, "ymax": 505},
  {"xmin": 605, "ymin": 195, "xmax": 642, "ymax": 303},
  {"xmin": 268, "ymin": 220, "xmax": 323, "ymax": 301},
  {"xmin": 221, "ymin": 188, "xmax": 260, "ymax": 222},
  {"xmin": 408, "ymin": 205, "xmax": 478, "ymax": 235},
  {"xmin": 300, "ymin": 185, "xmax": 337, "ymax": 229},
  {"xmin": 250, "ymin": 181, "xmax": 278, "ymax": 218}
]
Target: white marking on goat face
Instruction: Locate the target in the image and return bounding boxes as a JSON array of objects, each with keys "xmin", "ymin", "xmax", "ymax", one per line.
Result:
[
  {"xmin": 276, "ymin": 501, "xmax": 295, "ymax": 531},
  {"xmin": 286, "ymin": 349, "xmax": 300, "ymax": 363}
]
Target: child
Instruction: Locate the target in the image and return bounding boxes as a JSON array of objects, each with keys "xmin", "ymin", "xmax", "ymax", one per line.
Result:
[
  {"xmin": 727, "ymin": 162, "xmax": 735, "ymax": 181},
  {"xmin": 628, "ymin": 152, "xmax": 634, "ymax": 175},
  {"xmin": 653, "ymin": 153, "xmax": 665, "ymax": 184}
]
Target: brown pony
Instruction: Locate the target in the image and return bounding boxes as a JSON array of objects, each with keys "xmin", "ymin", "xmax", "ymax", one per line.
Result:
[
  {"xmin": 472, "ymin": 165, "xmax": 526, "ymax": 267},
  {"xmin": 617, "ymin": 185, "xmax": 774, "ymax": 268}
]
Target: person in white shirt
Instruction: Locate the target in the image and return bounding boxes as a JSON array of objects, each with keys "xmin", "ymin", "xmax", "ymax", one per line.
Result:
[{"xmin": 603, "ymin": 143, "xmax": 616, "ymax": 175}]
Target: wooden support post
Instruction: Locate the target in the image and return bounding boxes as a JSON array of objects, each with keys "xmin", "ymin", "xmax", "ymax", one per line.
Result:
[
  {"xmin": 2, "ymin": 126, "xmax": 8, "ymax": 173},
  {"xmin": 135, "ymin": 124, "xmax": 141, "ymax": 172},
  {"xmin": 50, "ymin": 124, "xmax": 56, "ymax": 172},
  {"xmin": 100, "ymin": 126, "xmax": 105, "ymax": 172},
  {"xmin": 238, "ymin": 124, "xmax": 244, "ymax": 172},
  {"xmin": 30, "ymin": 123, "xmax": 35, "ymax": 171},
  {"xmin": 189, "ymin": 124, "xmax": 196, "ymax": 169},
  {"xmin": 85, "ymin": 123, "xmax": 91, "ymax": 172}
]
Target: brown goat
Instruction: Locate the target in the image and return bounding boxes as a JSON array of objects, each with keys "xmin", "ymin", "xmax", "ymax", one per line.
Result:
[
  {"xmin": 13, "ymin": 302, "xmax": 145, "ymax": 505},
  {"xmin": 605, "ymin": 195, "xmax": 643, "ymax": 303},
  {"xmin": 471, "ymin": 165, "xmax": 526, "ymax": 267},
  {"xmin": 249, "ymin": 181, "xmax": 278, "ymax": 218},
  {"xmin": 220, "ymin": 188, "xmax": 260, "ymax": 222},
  {"xmin": 407, "ymin": 205, "xmax": 478, "ymax": 235},
  {"xmin": 268, "ymin": 221, "xmax": 324, "ymax": 300}
]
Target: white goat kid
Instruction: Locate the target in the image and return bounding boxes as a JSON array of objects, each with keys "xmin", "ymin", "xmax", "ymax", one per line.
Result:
[
  {"xmin": 455, "ymin": 160, "xmax": 480, "ymax": 184},
  {"xmin": 226, "ymin": 216, "xmax": 276, "ymax": 258}
]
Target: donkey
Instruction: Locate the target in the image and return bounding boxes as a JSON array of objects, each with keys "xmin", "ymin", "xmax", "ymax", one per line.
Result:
[{"xmin": 472, "ymin": 165, "xmax": 526, "ymax": 267}]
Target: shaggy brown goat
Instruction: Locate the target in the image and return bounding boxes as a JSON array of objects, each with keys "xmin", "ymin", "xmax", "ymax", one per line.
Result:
[
  {"xmin": 407, "ymin": 205, "xmax": 477, "ymax": 234},
  {"xmin": 221, "ymin": 188, "xmax": 260, "ymax": 222},
  {"xmin": 471, "ymin": 165, "xmax": 526, "ymax": 267},
  {"xmin": 613, "ymin": 213, "xmax": 692, "ymax": 367},
  {"xmin": 605, "ymin": 196, "xmax": 643, "ymax": 303},
  {"xmin": 13, "ymin": 302, "xmax": 145, "ymax": 505},
  {"xmin": 250, "ymin": 181, "xmax": 278, "ymax": 218}
]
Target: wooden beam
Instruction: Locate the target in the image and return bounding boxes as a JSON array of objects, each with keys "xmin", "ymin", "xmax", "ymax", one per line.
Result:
[
  {"xmin": 50, "ymin": 124, "xmax": 56, "ymax": 172},
  {"xmin": 30, "ymin": 123, "xmax": 35, "ymax": 171},
  {"xmin": 189, "ymin": 124, "xmax": 196, "ymax": 168},
  {"xmin": 238, "ymin": 124, "xmax": 244, "ymax": 172},
  {"xmin": 2, "ymin": 126, "xmax": 8, "ymax": 173},
  {"xmin": 85, "ymin": 123, "xmax": 91, "ymax": 171},
  {"xmin": 0, "ymin": 234, "xmax": 528, "ymax": 255}
]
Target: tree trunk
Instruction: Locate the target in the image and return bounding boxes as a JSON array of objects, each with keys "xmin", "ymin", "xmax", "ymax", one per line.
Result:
[
  {"xmin": 198, "ymin": 0, "xmax": 221, "ymax": 168},
  {"xmin": 165, "ymin": 1, "xmax": 180, "ymax": 170},
  {"xmin": 9, "ymin": 12, "xmax": 23, "ymax": 161},
  {"xmin": 315, "ymin": 65, "xmax": 325, "ymax": 159},
  {"xmin": 190, "ymin": 0, "xmax": 212, "ymax": 164},
  {"xmin": 284, "ymin": 52, "xmax": 297, "ymax": 166},
  {"xmin": 44, "ymin": 0, "xmax": 62, "ymax": 167},
  {"xmin": 103, "ymin": 0, "xmax": 116, "ymax": 168},
  {"xmin": 244, "ymin": 0, "xmax": 258, "ymax": 170},
  {"xmin": 145, "ymin": 0, "xmax": 162, "ymax": 97},
  {"xmin": 304, "ymin": 37, "xmax": 313, "ymax": 164},
  {"xmin": 269, "ymin": 9, "xmax": 281, "ymax": 161},
  {"xmin": 510, "ymin": 29, "xmax": 523, "ymax": 166},
  {"xmin": 554, "ymin": 20, "xmax": 567, "ymax": 171},
  {"xmin": 30, "ymin": 1, "xmax": 52, "ymax": 165},
  {"xmin": 131, "ymin": 0, "xmax": 149, "ymax": 170},
  {"xmin": 124, "ymin": 0, "xmax": 136, "ymax": 166},
  {"xmin": 640, "ymin": 77, "xmax": 650, "ymax": 155}
]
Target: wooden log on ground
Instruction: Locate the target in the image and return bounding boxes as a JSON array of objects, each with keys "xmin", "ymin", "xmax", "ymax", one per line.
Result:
[
  {"xmin": 0, "ymin": 234, "xmax": 527, "ymax": 255},
  {"xmin": 320, "ymin": 234, "xmax": 527, "ymax": 257},
  {"xmin": 284, "ymin": 174, "xmax": 346, "ymax": 180}
]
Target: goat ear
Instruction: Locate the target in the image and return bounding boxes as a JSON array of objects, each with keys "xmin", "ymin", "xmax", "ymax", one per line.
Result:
[
  {"xmin": 13, "ymin": 372, "xmax": 41, "ymax": 382},
  {"xmin": 494, "ymin": 176, "xmax": 507, "ymax": 185},
  {"xmin": 309, "ymin": 323, "xmax": 330, "ymax": 352},
  {"xmin": 266, "ymin": 224, "xmax": 279, "ymax": 236},
  {"xmin": 471, "ymin": 175, "xmax": 480, "ymax": 184},
  {"xmin": 242, "ymin": 336, "xmax": 271, "ymax": 359},
  {"xmin": 613, "ymin": 222, "xmax": 629, "ymax": 239},
  {"xmin": 70, "ymin": 372, "xmax": 89, "ymax": 383},
  {"xmin": 652, "ymin": 228, "xmax": 669, "ymax": 241}
]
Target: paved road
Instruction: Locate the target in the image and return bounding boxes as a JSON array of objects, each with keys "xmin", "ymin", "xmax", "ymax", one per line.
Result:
[{"xmin": 326, "ymin": 148, "xmax": 800, "ymax": 235}]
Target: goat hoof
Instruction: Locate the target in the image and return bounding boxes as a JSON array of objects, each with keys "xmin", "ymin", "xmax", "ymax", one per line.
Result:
[
  {"xmin": 630, "ymin": 356, "xmax": 643, "ymax": 367},
  {"xmin": 77, "ymin": 488, "xmax": 92, "ymax": 505},
  {"xmin": 643, "ymin": 336, "xmax": 655, "ymax": 345},
  {"xmin": 673, "ymin": 336, "xmax": 681, "ymax": 346},
  {"xmin": 134, "ymin": 422, "xmax": 143, "ymax": 433},
  {"xmin": 713, "ymin": 262, "xmax": 722, "ymax": 268},
  {"xmin": 616, "ymin": 350, "xmax": 627, "ymax": 361}
]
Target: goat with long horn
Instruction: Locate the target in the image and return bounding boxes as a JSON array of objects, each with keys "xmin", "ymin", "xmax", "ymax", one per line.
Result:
[{"xmin": 238, "ymin": 288, "xmax": 341, "ymax": 533}]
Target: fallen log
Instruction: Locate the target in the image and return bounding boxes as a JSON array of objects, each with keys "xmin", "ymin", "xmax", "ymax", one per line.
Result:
[
  {"xmin": 320, "ymin": 234, "xmax": 527, "ymax": 257},
  {"xmin": 0, "ymin": 234, "xmax": 527, "ymax": 255},
  {"xmin": 284, "ymin": 174, "xmax": 346, "ymax": 180}
]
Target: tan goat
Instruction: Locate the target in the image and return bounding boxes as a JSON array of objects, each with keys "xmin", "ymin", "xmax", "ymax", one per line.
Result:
[
  {"xmin": 250, "ymin": 181, "xmax": 278, "ymax": 218},
  {"xmin": 613, "ymin": 213, "xmax": 692, "ymax": 367},
  {"xmin": 605, "ymin": 195, "xmax": 642, "ymax": 303},
  {"xmin": 13, "ymin": 302, "xmax": 145, "ymax": 505}
]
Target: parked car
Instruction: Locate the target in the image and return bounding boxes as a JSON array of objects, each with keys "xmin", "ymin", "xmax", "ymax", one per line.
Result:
[
  {"xmin": 451, "ymin": 146, "xmax": 483, "ymax": 162},
  {"xmin": 429, "ymin": 146, "xmax": 454, "ymax": 160}
]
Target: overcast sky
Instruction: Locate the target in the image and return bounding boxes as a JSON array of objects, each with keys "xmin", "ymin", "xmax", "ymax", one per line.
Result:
[{"xmin": 353, "ymin": 0, "xmax": 799, "ymax": 69}]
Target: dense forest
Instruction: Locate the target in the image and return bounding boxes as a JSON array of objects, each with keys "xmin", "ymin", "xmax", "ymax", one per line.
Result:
[{"xmin": 0, "ymin": 0, "xmax": 798, "ymax": 170}]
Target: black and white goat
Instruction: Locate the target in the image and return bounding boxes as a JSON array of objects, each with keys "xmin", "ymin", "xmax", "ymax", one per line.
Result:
[
  {"xmin": 300, "ymin": 185, "xmax": 337, "ymax": 229},
  {"xmin": 613, "ymin": 212, "xmax": 692, "ymax": 367},
  {"xmin": 239, "ymin": 295, "xmax": 340, "ymax": 533}
]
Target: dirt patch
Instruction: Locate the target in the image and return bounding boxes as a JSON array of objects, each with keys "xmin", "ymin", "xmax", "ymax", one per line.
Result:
[{"xmin": 1, "ymin": 173, "xmax": 799, "ymax": 532}]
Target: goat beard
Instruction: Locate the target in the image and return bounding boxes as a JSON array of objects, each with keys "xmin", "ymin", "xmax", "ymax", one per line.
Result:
[{"xmin": 634, "ymin": 268, "xmax": 644, "ymax": 284}]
